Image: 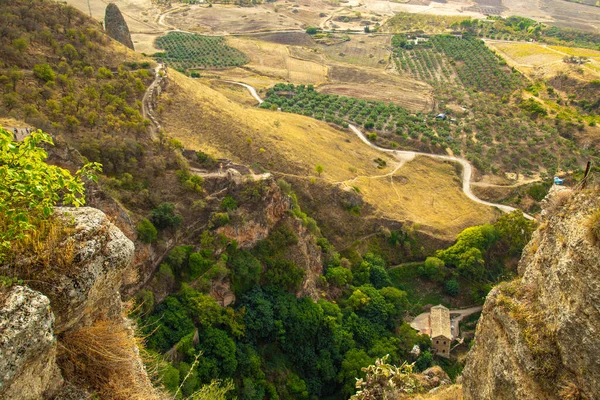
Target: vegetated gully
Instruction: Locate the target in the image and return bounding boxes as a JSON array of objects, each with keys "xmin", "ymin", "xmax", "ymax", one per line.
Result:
[{"xmin": 227, "ymin": 81, "xmax": 534, "ymax": 220}]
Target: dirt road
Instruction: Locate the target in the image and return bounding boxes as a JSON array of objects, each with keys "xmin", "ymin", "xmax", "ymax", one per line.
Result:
[
  {"xmin": 347, "ymin": 124, "xmax": 535, "ymax": 219},
  {"xmin": 232, "ymin": 82, "xmax": 535, "ymax": 220}
]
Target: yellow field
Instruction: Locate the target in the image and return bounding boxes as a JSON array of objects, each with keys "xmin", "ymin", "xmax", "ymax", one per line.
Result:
[
  {"xmin": 162, "ymin": 71, "xmax": 496, "ymax": 239},
  {"xmin": 347, "ymin": 157, "xmax": 497, "ymax": 237},
  {"xmin": 227, "ymin": 37, "xmax": 328, "ymax": 84},
  {"xmin": 487, "ymin": 41, "xmax": 600, "ymax": 79}
]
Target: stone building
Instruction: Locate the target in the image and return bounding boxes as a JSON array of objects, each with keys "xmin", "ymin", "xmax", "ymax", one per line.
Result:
[{"xmin": 430, "ymin": 305, "xmax": 452, "ymax": 358}]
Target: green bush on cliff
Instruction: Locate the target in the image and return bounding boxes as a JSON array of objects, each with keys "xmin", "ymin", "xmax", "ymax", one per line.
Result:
[{"xmin": 0, "ymin": 127, "xmax": 100, "ymax": 261}]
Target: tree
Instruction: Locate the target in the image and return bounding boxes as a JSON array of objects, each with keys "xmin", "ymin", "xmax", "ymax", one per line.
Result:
[
  {"xmin": 338, "ymin": 348, "xmax": 373, "ymax": 398},
  {"xmin": 12, "ymin": 37, "xmax": 28, "ymax": 53},
  {"xmin": 315, "ymin": 164, "xmax": 324, "ymax": 177},
  {"xmin": 306, "ymin": 27, "xmax": 318, "ymax": 35},
  {"xmin": 137, "ymin": 218, "xmax": 158, "ymax": 243},
  {"xmin": 494, "ymin": 211, "xmax": 535, "ymax": 256},
  {"xmin": 369, "ymin": 265, "xmax": 392, "ymax": 289},
  {"xmin": 445, "ymin": 279, "xmax": 460, "ymax": 296},
  {"xmin": 414, "ymin": 351, "xmax": 433, "ymax": 372},
  {"xmin": 150, "ymin": 202, "xmax": 183, "ymax": 230},
  {"xmin": 0, "ymin": 128, "xmax": 100, "ymax": 261},
  {"xmin": 420, "ymin": 257, "xmax": 445, "ymax": 282},
  {"xmin": 33, "ymin": 64, "xmax": 56, "ymax": 82},
  {"xmin": 62, "ymin": 43, "xmax": 79, "ymax": 61},
  {"xmin": 457, "ymin": 247, "xmax": 485, "ymax": 279},
  {"xmin": 9, "ymin": 68, "xmax": 23, "ymax": 92},
  {"xmin": 326, "ymin": 266, "xmax": 353, "ymax": 287}
]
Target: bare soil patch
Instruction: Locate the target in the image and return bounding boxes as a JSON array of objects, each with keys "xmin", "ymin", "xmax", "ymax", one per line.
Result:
[
  {"xmin": 164, "ymin": 5, "xmax": 302, "ymax": 34},
  {"xmin": 252, "ymin": 32, "xmax": 316, "ymax": 47},
  {"xmin": 319, "ymin": 83, "xmax": 432, "ymax": 112},
  {"xmin": 319, "ymin": 35, "xmax": 392, "ymax": 68},
  {"xmin": 226, "ymin": 37, "xmax": 328, "ymax": 84}
]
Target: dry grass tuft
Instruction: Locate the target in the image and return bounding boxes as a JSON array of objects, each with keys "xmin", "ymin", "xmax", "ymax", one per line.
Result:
[
  {"xmin": 559, "ymin": 380, "xmax": 582, "ymax": 400},
  {"xmin": 2, "ymin": 216, "xmax": 76, "ymax": 276},
  {"xmin": 585, "ymin": 209, "xmax": 600, "ymax": 246},
  {"xmin": 546, "ymin": 190, "xmax": 572, "ymax": 214},
  {"xmin": 61, "ymin": 318, "xmax": 163, "ymax": 400}
]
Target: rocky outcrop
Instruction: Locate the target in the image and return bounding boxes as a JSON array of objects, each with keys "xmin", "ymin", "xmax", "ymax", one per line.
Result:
[
  {"xmin": 216, "ymin": 180, "xmax": 292, "ymax": 248},
  {"xmin": 463, "ymin": 187, "xmax": 600, "ymax": 399},
  {"xmin": 0, "ymin": 207, "xmax": 155, "ymax": 397},
  {"xmin": 104, "ymin": 3, "xmax": 134, "ymax": 50},
  {"xmin": 286, "ymin": 218, "xmax": 324, "ymax": 301},
  {"xmin": 43, "ymin": 207, "xmax": 134, "ymax": 333},
  {"xmin": 0, "ymin": 286, "xmax": 62, "ymax": 399}
]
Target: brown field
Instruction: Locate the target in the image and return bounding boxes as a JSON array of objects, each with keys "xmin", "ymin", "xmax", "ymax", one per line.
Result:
[
  {"xmin": 326, "ymin": 64, "xmax": 433, "ymax": 112},
  {"xmin": 161, "ymin": 71, "xmax": 496, "ymax": 239},
  {"xmin": 319, "ymin": 35, "xmax": 392, "ymax": 68},
  {"xmin": 164, "ymin": 4, "xmax": 302, "ymax": 34},
  {"xmin": 252, "ymin": 32, "xmax": 317, "ymax": 47},
  {"xmin": 227, "ymin": 37, "xmax": 329, "ymax": 84}
]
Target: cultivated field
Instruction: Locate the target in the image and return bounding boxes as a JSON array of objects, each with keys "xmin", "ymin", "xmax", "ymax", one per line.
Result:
[
  {"xmin": 227, "ymin": 37, "xmax": 329, "ymax": 84},
  {"xmin": 318, "ymin": 35, "xmax": 392, "ymax": 68},
  {"xmin": 326, "ymin": 64, "xmax": 433, "ymax": 112}
]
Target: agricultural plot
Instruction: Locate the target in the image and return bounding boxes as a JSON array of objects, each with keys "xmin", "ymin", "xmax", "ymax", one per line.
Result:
[
  {"xmin": 154, "ymin": 32, "xmax": 248, "ymax": 71},
  {"xmin": 260, "ymin": 83, "xmax": 456, "ymax": 150},
  {"xmin": 393, "ymin": 35, "xmax": 521, "ymax": 95},
  {"xmin": 393, "ymin": 44, "xmax": 455, "ymax": 84},
  {"xmin": 319, "ymin": 36, "xmax": 392, "ymax": 68}
]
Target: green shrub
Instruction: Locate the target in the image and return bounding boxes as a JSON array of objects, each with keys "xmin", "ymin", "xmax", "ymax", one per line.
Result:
[
  {"xmin": 33, "ymin": 64, "xmax": 55, "ymax": 82},
  {"xmin": 445, "ymin": 279, "xmax": 460, "ymax": 296},
  {"xmin": 0, "ymin": 127, "xmax": 100, "ymax": 261},
  {"xmin": 210, "ymin": 212, "xmax": 230, "ymax": 228},
  {"xmin": 326, "ymin": 266, "xmax": 353, "ymax": 287},
  {"xmin": 220, "ymin": 196, "xmax": 238, "ymax": 211},
  {"xmin": 306, "ymin": 27, "xmax": 318, "ymax": 35},
  {"xmin": 150, "ymin": 203, "xmax": 183, "ymax": 230},
  {"xmin": 137, "ymin": 218, "xmax": 158, "ymax": 243}
]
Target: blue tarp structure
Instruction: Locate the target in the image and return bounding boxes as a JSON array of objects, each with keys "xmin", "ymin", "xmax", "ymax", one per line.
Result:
[{"xmin": 554, "ymin": 176, "xmax": 564, "ymax": 185}]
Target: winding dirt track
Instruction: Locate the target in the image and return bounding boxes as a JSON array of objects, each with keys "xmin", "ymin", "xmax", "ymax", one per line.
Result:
[{"xmin": 230, "ymin": 81, "xmax": 535, "ymax": 220}]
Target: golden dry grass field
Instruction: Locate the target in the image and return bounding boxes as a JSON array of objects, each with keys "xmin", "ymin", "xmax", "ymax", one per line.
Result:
[
  {"xmin": 161, "ymin": 71, "xmax": 496, "ymax": 239},
  {"xmin": 486, "ymin": 41, "xmax": 600, "ymax": 80}
]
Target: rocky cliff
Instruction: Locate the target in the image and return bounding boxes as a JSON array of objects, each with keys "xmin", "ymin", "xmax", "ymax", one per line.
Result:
[
  {"xmin": 463, "ymin": 186, "xmax": 600, "ymax": 399},
  {"xmin": 0, "ymin": 207, "xmax": 157, "ymax": 399},
  {"xmin": 104, "ymin": 3, "xmax": 134, "ymax": 50}
]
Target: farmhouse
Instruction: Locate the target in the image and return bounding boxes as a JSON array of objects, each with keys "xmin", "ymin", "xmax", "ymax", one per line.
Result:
[{"xmin": 430, "ymin": 305, "xmax": 452, "ymax": 358}]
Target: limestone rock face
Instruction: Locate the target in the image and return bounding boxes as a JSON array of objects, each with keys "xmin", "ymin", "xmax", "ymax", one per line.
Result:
[
  {"xmin": 43, "ymin": 207, "xmax": 135, "ymax": 333},
  {"xmin": 463, "ymin": 188, "xmax": 600, "ymax": 399},
  {"xmin": 0, "ymin": 286, "xmax": 62, "ymax": 399},
  {"xmin": 104, "ymin": 3, "xmax": 134, "ymax": 50}
]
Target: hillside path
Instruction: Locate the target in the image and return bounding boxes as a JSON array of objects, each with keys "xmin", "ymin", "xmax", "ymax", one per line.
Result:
[
  {"xmin": 142, "ymin": 63, "xmax": 166, "ymax": 140},
  {"xmin": 231, "ymin": 82, "xmax": 534, "ymax": 220}
]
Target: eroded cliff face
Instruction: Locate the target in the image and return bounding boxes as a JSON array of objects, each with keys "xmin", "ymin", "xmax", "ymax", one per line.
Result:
[
  {"xmin": 104, "ymin": 3, "xmax": 134, "ymax": 50},
  {"xmin": 0, "ymin": 207, "xmax": 156, "ymax": 399},
  {"xmin": 463, "ymin": 187, "xmax": 600, "ymax": 400},
  {"xmin": 216, "ymin": 180, "xmax": 292, "ymax": 248}
]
